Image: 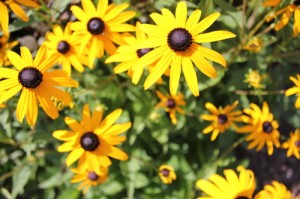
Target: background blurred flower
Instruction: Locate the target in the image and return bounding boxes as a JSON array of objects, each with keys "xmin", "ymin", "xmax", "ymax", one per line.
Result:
[
  {"xmin": 243, "ymin": 37, "xmax": 264, "ymax": 53},
  {"xmin": 0, "ymin": 35, "xmax": 18, "ymax": 67},
  {"xmin": 254, "ymin": 181, "xmax": 292, "ymax": 199},
  {"xmin": 244, "ymin": 69, "xmax": 267, "ymax": 89},
  {"xmin": 158, "ymin": 164, "xmax": 176, "ymax": 184},
  {"xmin": 285, "ymin": 74, "xmax": 300, "ymax": 108},
  {"xmin": 282, "ymin": 129, "xmax": 300, "ymax": 159}
]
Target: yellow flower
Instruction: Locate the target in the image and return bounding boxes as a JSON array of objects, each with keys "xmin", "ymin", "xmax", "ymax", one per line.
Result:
[
  {"xmin": 285, "ymin": 74, "xmax": 300, "ymax": 108},
  {"xmin": 134, "ymin": 1, "xmax": 235, "ymax": 96},
  {"xmin": 196, "ymin": 166, "xmax": 256, "ymax": 199},
  {"xmin": 70, "ymin": 166, "xmax": 108, "ymax": 195},
  {"xmin": 0, "ymin": 46, "xmax": 78, "ymax": 126},
  {"xmin": 70, "ymin": 0, "xmax": 135, "ymax": 66},
  {"xmin": 238, "ymin": 102, "xmax": 280, "ymax": 155},
  {"xmin": 43, "ymin": 24, "xmax": 89, "ymax": 76},
  {"xmin": 0, "ymin": 103, "xmax": 6, "ymax": 108},
  {"xmin": 0, "ymin": 0, "xmax": 40, "ymax": 35},
  {"xmin": 244, "ymin": 69, "xmax": 266, "ymax": 89},
  {"xmin": 158, "ymin": 165, "xmax": 176, "ymax": 184},
  {"xmin": 155, "ymin": 90, "xmax": 185, "ymax": 125},
  {"xmin": 264, "ymin": 0, "xmax": 300, "ymax": 37},
  {"xmin": 254, "ymin": 181, "xmax": 292, "ymax": 199},
  {"xmin": 0, "ymin": 35, "xmax": 18, "ymax": 67},
  {"xmin": 282, "ymin": 129, "xmax": 300, "ymax": 159},
  {"xmin": 201, "ymin": 101, "xmax": 243, "ymax": 141},
  {"xmin": 106, "ymin": 22, "xmax": 155, "ymax": 84},
  {"xmin": 243, "ymin": 37, "xmax": 263, "ymax": 53},
  {"xmin": 52, "ymin": 104, "xmax": 131, "ymax": 174}
]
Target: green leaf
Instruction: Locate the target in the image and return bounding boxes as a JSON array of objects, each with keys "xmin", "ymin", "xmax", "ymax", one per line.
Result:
[{"xmin": 11, "ymin": 165, "xmax": 34, "ymax": 198}]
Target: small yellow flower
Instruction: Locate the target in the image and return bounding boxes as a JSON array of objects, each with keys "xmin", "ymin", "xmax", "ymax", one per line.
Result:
[
  {"xmin": 158, "ymin": 165, "xmax": 176, "ymax": 184},
  {"xmin": 238, "ymin": 102, "xmax": 280, "ymax": 155},
  {"xmin": 155, "ymin": 90, "xmax": 185, "ymax": 124},
  {"xmin": 254, "ymin": 181, "xmax": 292, "ymax": 199},
  {"xmin": 201, "ymin": 101, "xmax": 243, "ymax": 141},
  {"xmin": 285, "ymin": 74, "xmax": 300, "ymax": 108},
  {"xmin": 196, "ymin": 166, "xmax": 256, "ymax": 199},
  {"xmin": 282, "ymin": 129, "xmax": 300, "ymax": 159},
  {"xmin": 243, "ymin": 37, "xmax": 263, "ymax": 53},
  {"xmin": 244, "ymin": 69, "xmax": 266, "ymax": 89},
  {"xmin": 0, "ymin": 35, "xmax": 18, "ymax": 67},
  {"xmin": 70, "ymin": 166, "xmax": 108, "ymax": 194}
]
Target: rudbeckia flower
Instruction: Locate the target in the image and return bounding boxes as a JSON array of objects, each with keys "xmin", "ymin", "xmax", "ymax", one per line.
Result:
[
  {"xmin": 254, "ymin": 181, "xmax": 292, "ymax": 199},
  {"xmin": 244, "ymin": 69, "xmax": 266, "ymax": 89},
  {"xmin": 52, "ymin": 104, "xmax": 131, "ymax": 174},
  {"xmin": 201, "ymin": 101, "xmax": 243, "ymax": 141},
  {"xmin": 282, "ymin": 129, "xmax": 300, "ymax": 159},
  {"xmin": 243, "ymin": 37, "xmax": 263, "ymax": 53},
  {"xmin": 158, "ymin": 165, "xmax": 176, "ymax": 184},
  {"xmin": 263, "ymin": 0, "xmax": 300, "ymax": 37},
  {"xmin": 155, "ymin": 90, "xmax": 185, "ymax": 125},
  {"xmin": 105, "ymin": 22, "xmax": 154, "ymax": 84},
  {"xmin": 285, "ymin": 74, "xmax": 300, "ymax": 108},
  {"xmin": 0, "ymin": 46, "xmax": 78, "ymax": 126},
  {"xmin": 0, "ymin": 0, "xmax": 40, "ymax": 35},
  {"xmin": 43, "ymin": 24, "xmax": 89, "ymax": 76},
  {"xmin": 238, "ymin": 102, "xmax": 280, "ymax": 155},
  {"xmin": 196, "ymin": 166, "xmax": 256, "ymax": 199},
  {"xmin": 134, "ymin": 1, "xmax": 235, "ymax": 96},
  {"xmin": 71, "ymin": 166, "xmax": 108, "ymax": 194},
  {"xmin": 70, "ymin": 0, "xmax": 135, "ymax": 66},
  {"xmin": 0, "ymin": 35, "xmax": 18, "ymax": 67}
]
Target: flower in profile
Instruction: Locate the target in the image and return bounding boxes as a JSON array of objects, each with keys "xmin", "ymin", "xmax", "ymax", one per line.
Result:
[
  {"xmin": 155, "ymin": 90, "xmax": 185, "ymax": 124},
  {"xmin": 0, "ymin": 46, "xmax": 78, "ymax": 126},
  {"xmin": 158, "ymin": 165, "xmax": 176, "ymax": 184},
  {"xmin": 282, "ymin": 129, "xmax": 300, "ymax": 159},
  {"xmin": 43, "ymin": 24, "xmax": 88, "ymax": 76},
  {"xmin": 243, "ymin": 37, "xmax": 263, "ymax": 53},
  {"xmin": 244, "ymin": 69, "xmax": 266, "ymax": 89},
  {"xmin": 71, "ymin": 166, "xmax": 108, "ymax": 194},
  {"xmin": 263, "ymin": 0, "xmax": 300, "ymax": 37},
  {"xmin": 0, "ymin": 0, "xmax": 40, "ymax": 35},
  {"xmin": 254, "ymin": 181, "xmax": 292, "ymax": 199},
  {"xmin": 201, "ymin": 101, "xmax": 243, "ymax": 141},
  {"xmin": 285, "ymin": 74, "xmax": 300, "ymax": 108},
  {"xmin": 52, "ymin": 104, "xmax": 131, "ymax": 173},
  {"xmin": 70, "ymin": 0, "xmax": 135, "ymax": 66},
  {"xmin": 0, "ymin": 35, "xmax": 18, "ymax": 67},
  {"xmin": 134, "ymin": 1, "xmax": 235, "ymax": 96},
  {"xmin": 196, "ymin": 166, "xmax": 256, "ymax": 199},
  {"xmin": 238, "ymin": 102, "xmax": 280, "ymax": 155},
  {"xmin": 106, "ymin": 22, "xmax": 154, "ymax": 84}
]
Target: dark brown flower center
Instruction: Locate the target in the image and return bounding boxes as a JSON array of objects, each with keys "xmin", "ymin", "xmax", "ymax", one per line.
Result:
[
  {"xmin": 295, "ymin": 140, "xmax": 300, "ymax": 147},
  {"xmin": 167, "ymin": 28, "xmax": 192, "ymax": 52},
  {"xmin": 136, "ymin": 48, "xmax": 153, "ymax": 58},
  {"xmin": 235, "ymin": 197, "xmax": 249, "ymax": 199},
  {"xmin": 294, "ymin": 0, "xmax": 300, "ymax": 6},
  {"xmin": 80, "ymin": 132, "xmax": 100, "ymax": 151},
  {"xmin": 57, "ymin": 40, "xmax": 70, "ymax": 54},
  {"xmin": 87, "ymin": 171, "xmax": 99, "ymax": 181},
  {"xmin": 262, "ymin": 121, "xmax": 273, "ymax": 133},
  {"xmin": 166, "ymin": 99, "xmax": 176, "ymax": 109},
  {"xmin": 87, "ymin": 17, "xmax": 105, "ymax": 35},
  {"xmin": 218, "ymin": 114, "xmax": 228, "ymax": 125},
  {"xmin": 18, "ymin": 67, "xmax": 43, "ymax": 88},
  {"xmin": 161, "ymin": 168, "xmax": 170, "ymax": 177}
]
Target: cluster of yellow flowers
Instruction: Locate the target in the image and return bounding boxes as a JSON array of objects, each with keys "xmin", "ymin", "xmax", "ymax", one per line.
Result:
[{"xmin": 0, "ymin": 0, "xmax": 300, "ymax": 196}]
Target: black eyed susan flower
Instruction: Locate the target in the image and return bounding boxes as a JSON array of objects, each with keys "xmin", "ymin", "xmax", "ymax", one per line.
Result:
[
  {"xmin": 105, "ymin": 22, "xmax": 154, "ymax": 84},
  {"xmin": 238, "ymin": 102, "xmax": 280, "ymax": 155},
  {"xmin": 263, "ymin": 0, "xmax": 300, "ymax": 37},
  {"xmin": 196, "ymin": 166, "xmax": 256, "ymax": 199},
  {"xmin": 134, "ymin": 1, "xmax": 235, "ymax": 96},
  {"xmin": 0, "ymin": 46, "xmax": 78, "ymax": 126},
  {"xmin": 282, "ymin": 129, "xmax": 300, "ymax": 159},
  {"xmin": 158, "ymin": 165, "xmax": 176, "ymax": 184},
  {"xmin": 201, "ymin": 101, "xmax": 243, "ymax": 141},
  {"xmin": 155, "ymin": 90, "xmax": 185, "ymax": 125},
  {"xmin": 70, "ymin": 0, "xmax": 136, "ymax": 66},
  {"xmin": 0, "ymin": 35, "xmax": 18, "ymax": 67},
  {"xmin": 254, "ymin": 181, "xmax": 292, "ymax": 199},
  {"xmin": 0, "ymin": 0, "xmax": 40, "ymax": 35},
  {"xmin": 285, "ymin": 74, "xmax": 300, "ymax": 108},
  {"xmin": 43, "ymin": 24, "xmax": 89, "ymax": 76},
  {"xmin": 243, "ymin": 37, "xmax": 263, "ymax": 53},
  {"xmin": 52, "ymin": 104, "xmax": 131, "ymax": 174},
  {"xmin": 70, "ymin": 166, "xmax": 108, "ymax": 194}
]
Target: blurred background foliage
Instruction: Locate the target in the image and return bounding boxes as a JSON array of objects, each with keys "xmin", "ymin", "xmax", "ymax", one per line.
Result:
[{"xmin": 1, "ymin": 0, "xmax": 300, "ymax": 198}]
